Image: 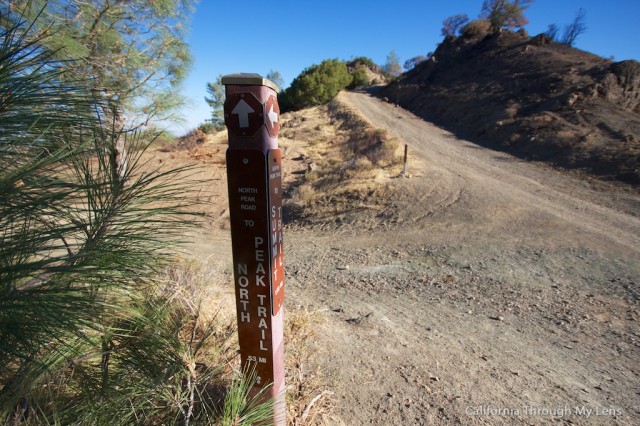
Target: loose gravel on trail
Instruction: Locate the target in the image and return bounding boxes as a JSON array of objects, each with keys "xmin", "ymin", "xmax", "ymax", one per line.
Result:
[{"xmin": 177, "ymin": 91, "xmax": 639, "ymax": 425}]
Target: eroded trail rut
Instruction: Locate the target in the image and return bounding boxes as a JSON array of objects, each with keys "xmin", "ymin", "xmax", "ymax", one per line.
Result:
[{"xmin": 284, "ymin": 92, "xmax": 640, "ymax": 425}]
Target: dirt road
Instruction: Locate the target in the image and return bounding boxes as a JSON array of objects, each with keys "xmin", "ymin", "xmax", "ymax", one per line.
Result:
[
  {"xmin": 173, "ymin": 90, "xmax": 639, "ymax": 425},
  {"xmin": 282, "ymin": 92, "xmax": 640, "ymax": 424}
]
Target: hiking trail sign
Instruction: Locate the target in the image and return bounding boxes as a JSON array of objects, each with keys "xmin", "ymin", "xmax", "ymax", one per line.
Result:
[{"xmin": 222, "ymin": 73, "xmax": 285, "ymax": 425}]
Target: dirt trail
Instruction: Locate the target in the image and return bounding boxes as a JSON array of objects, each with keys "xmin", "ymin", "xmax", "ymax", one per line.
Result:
[
  {"xmin": 173, "ymin": 90, "xmax": 640, "ymax": 425},
  {"xmin": 282, "ymin": 92, "xmax": 640, "ymax": 424},
  {"xmin": 343, "ymin": 91, "xmax": 639, "ymax": 251}
]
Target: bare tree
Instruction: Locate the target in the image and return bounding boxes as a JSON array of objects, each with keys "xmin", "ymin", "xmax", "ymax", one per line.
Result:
[
  {"xmin": 546, "ymin": 23, "xmax": 560, "ymax": 41},
  {"xmin": 561, "ymin": 8, "xmax": 587, "ymax": 46}
]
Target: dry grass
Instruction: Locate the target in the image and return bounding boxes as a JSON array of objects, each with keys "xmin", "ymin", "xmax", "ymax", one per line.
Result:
[
  {"xmin": 154, "ymin": 258, "xmax": 239, "ymax": 421},
  {"xmin": 285, "ymin": 307, "xmax": 334, "ymax": 425},
  {"xmin": 160, "ymin": 258, "xmax": 238, "ymax": 362},
  {"xmin": 280, "ymin": 94, "xmax": 402, "ymax": 223},
  {"xmin": 165, "ymin": 258, "xmax": 330, "ymax": 425},
  {"xmin": 292, "ymin": 184, "xmax": 319, "ymax": 208}
]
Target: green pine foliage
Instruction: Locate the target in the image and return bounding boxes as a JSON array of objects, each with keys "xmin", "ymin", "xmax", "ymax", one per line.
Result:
[
  {"xmin": 0, "ymin": 11, "xmax": 273, "ymax": 426},
  {"xmin": 220, "ymin": 367, "xmax": 275, "ymax": 426},
  {"xmin": 2, "ymin": 0, "xmax": 197, "ymax": 126},
  {"xmin": 205, "ymin": 74, "xmax": 226, "ymax": 131}
]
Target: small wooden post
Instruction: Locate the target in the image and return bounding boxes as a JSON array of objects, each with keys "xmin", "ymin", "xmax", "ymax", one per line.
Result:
[{"xmin": 401, "ymin": 144, "xmax": 408, "ymax": 176}]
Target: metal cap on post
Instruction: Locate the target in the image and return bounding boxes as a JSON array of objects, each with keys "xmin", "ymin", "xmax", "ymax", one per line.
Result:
[
  {"xmin": 222, "ymin": 73, "xmax": 285, "ymax": 425},
  {"xmin": 221, "ymin": 73, "xmax": 280, "ymax": 92}
]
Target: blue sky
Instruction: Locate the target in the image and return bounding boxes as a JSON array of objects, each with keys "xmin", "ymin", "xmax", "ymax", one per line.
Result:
[{"xmin": 171, "ymin": 0, "xmax": 640, "ymax": 135}]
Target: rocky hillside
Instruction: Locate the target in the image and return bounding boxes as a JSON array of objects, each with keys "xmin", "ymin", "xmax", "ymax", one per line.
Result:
[{"xmin": 381, "ymin": 30, "xmax": 640, "ymax": 184}]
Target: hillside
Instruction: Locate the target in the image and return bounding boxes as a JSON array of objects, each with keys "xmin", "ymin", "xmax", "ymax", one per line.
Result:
[{"xmin": 381, "ymin": 30, "xmax": 640, "ymax": 184}]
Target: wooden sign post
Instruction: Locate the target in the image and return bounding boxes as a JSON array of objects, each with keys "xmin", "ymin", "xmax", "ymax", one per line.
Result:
[{"xmin": 222, "ymin": 73, "xmax": 285, "ymax": 425}]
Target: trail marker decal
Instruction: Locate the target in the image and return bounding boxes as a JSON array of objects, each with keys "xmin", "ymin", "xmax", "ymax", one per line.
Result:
[{"xmin": 224, "ymin": 92, "xmax": 264, "ymax": 136}]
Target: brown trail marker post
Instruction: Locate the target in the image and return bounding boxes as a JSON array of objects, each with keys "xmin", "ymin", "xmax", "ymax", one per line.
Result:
[{"xmin": 222, "ymin": 73, "xmax": 285, "ymax": 425}]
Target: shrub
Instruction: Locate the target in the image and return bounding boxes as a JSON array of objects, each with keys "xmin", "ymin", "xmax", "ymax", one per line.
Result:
[
  {"xmin": 177, "ymin": 128, "xmax": 207, "ymax": 149},
  {"xmin": 481, "ymin": 0, "xmax": 532, "ymax": 32},
  {"xmin": 461, "ymin": 19, "xmax": 492, "ymax": 38},
  {"xmin": 532, "ymin": 33, "xmax": 552, "ymax": 46},
  {"xmin": 362, "ymin": 129, "xmax": 400, "ymax": 167},
  {"xmin": 349, "ymin": 68, "xmax": 370, "ymax": 88},
  {"xmin": 292, "ymin": 184, "xmax": 318, "ymax": 207},
  {"xmin": 348, "ymin": 56, "xmax": 377, "ymax": 69},
  {"xmin": 198, "ymin": 121, "xmax": 221, "ymax": 134},
  {"xmin": 280, "ymin": 59, "xmax": 352, "ymax": 111},
  {"xmin": 347, "ymin": 128, "xmax": 399, "ymax": 167}
]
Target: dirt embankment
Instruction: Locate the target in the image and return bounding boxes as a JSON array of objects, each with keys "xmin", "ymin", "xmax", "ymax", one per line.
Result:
[
  {"xmin": 381, "ymin": 30, "xmax": 640, "ymax": 184},
  {"xmin": 279, "ymin": 93, "xmax": 404, "ymax": 230}
]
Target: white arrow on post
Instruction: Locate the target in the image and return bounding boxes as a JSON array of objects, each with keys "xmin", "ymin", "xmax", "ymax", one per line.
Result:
[
  {"xmin": 232, "ymin": 99, "xmax": 255, "ymax": 128},
  {"xmin": 267, "ymin": 104, "xmax": 279, "ymax": 128}
]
